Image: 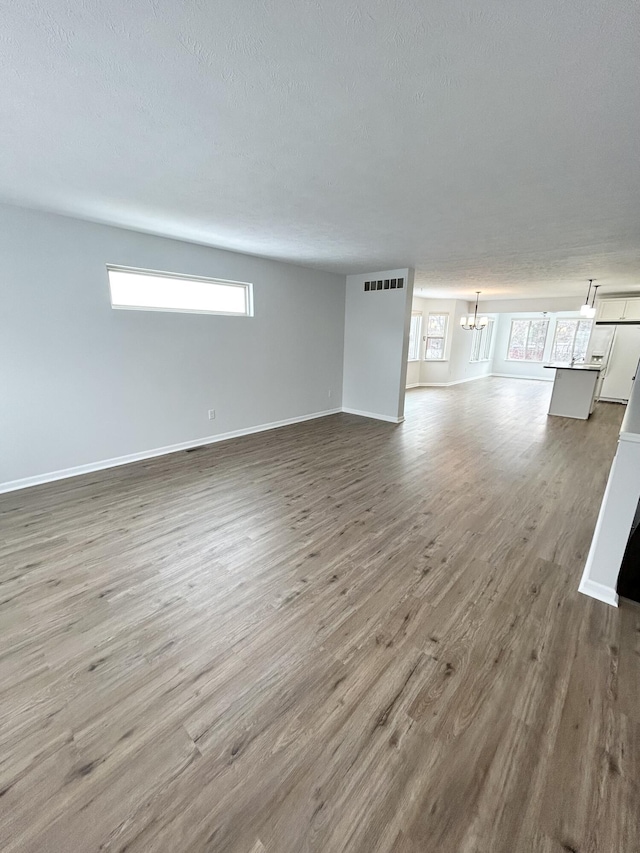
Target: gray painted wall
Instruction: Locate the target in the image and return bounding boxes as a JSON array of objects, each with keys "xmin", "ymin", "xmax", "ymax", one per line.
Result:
[
  {"xmin": 343, "ymin": 269, "xmax": 414, "ymax": 421},
  {"xmin": 1, "ymin": 205, "xmax": 346, "ymax": 486}
]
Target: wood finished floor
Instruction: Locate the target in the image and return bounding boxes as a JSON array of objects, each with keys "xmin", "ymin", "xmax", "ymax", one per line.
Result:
[{"xmin": 1, "ymin": 378, "xmax": 638, "ymax": 853}]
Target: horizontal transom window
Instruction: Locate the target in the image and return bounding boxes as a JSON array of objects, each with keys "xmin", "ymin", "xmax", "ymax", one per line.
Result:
[{"xmin": 107, "ymin": 266, "xmax": 253, "ymax": 316}]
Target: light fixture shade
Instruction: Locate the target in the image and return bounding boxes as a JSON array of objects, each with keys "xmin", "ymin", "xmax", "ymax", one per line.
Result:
[
  {"xmin": 478, "ymin": 316, "xmax": 489, "ymax": 328},
  {"xmin": 580, "ymin": 279, "xmax": 595, "ymax": 316},
  {"xmin": 584, "ymin": 305, "xmax": 596, "ymax": 319},
  {"xmin": 461, "ymin": 291, "xmax": 483, "ymax": 330}
]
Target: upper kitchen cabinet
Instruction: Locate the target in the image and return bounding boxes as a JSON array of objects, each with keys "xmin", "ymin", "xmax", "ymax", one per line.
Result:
[
  {"xmin": 597, "ymin": 298, "xmax": 640, "ymax": 322},
  {"xmin": 623, "ymin": 300, "xmax": 640, "ymax": 321},
  {"xmin": 597, "ymin": 300, "xmax": 626, "ymax": 321}
]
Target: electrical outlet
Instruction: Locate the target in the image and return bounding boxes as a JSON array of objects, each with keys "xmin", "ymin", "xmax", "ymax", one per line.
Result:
[{"xmin": 208, "ymin": 409, "xmax": 216, "ymax": 420}]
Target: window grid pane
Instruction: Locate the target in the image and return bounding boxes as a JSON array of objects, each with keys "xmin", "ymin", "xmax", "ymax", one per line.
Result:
[
  {"xmin": 507, "ymin": 320, "xmax": 528, "ymax": 360},
  {"xmin": 471, "ymin": 329, "xmax": 482, "ymax": 362},
  {"xmin": 425, "ymin": 337, "xmax": 444, "ymax": 360},
  {"xmin": 108, "ymin": 267, "xmax": 253, "ymax": 316},
  {"xmin": 482, "ymin": 320, "xmax": 494, "ymax": 360},
  {"xmin": 550, "ymin": 318, "xmax": 593, "ymax": 362},
  {"xmin": 507, "ymin": 319, "xmax": 549, "ymax": 361},
  {"xmin": 526, "ymin": 320, "xmax": 548, "ymax": 361},
  {"xmin": 469, "ymin": 320, "xmax": 494, "ymax": 363},
  {"xmin": 427, "ymin": 314, "xmax": 446, "ymax": 336},
  {"xmin": 408, "ymin": 314, "xmax": 422, "ymax": 360},
  {"xmin": 551, "ymin": 320, "xmax": 577, "ymax": 362},
  {"xmin": 424, "ymin": 313, "xmax": 448, "ymax": 360},
  {"xmin": 575, "ymin": 320, "xmax": 593, "ymax": 361}
]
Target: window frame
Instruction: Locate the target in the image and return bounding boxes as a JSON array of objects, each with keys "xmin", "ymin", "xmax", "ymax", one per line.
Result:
[
  {"xmin": 470, "ymin": 318, "xmax": 494, "ymax": 363},
  {"xmin": 550, "ymin": 318, "xmax": 593, "ymax": 364},
  {"xmin": 506, "ymin": 318, "xmax": 549, "ymax": 363},
  {"xmin": 424, "ymin": 312, "xmax": 449, "ymax": 361},
  {"xmin": 408, "ymin": 311, "xmax": 423, "ymax": 361},
  {"xmin": 107, "ymin": 264, "xmax": 254, "ymax": 317}
]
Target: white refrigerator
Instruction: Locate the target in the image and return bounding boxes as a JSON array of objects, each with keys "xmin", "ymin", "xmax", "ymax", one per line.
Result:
[{"xmin": 599, "ymin": 325, "xmax": 640, "ymax": 402}]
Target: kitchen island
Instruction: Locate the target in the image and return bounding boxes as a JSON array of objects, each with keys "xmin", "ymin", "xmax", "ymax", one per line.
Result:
[{"xmin": 544, "ymin": 363, "xmax": 605, "ymax": 420}]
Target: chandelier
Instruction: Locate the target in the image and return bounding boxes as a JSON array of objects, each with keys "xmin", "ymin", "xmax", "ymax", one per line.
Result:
[{"xmin": 460, "ymin": 291, "xmax": 488, "ymax": 331}]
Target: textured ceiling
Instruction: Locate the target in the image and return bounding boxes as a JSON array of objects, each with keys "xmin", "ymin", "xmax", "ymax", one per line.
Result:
[{"xmin": 2, "ymin": 0, "xmax": 639, "ymax": 300}]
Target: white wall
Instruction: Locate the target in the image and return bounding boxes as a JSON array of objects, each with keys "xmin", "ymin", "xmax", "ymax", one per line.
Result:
[
  {"xmin": 407, "ymin": 297, "xmax": 496, "ymax": 387},
  {"xmin": 343, "ymin": 269, "xmax": 414, "ymax": 421},
  {"xmin": 491, "ymin": 311, "xmax": 585, "ymax": 381},
  {"xmin": 405, "ymin": 358, "xmax": 421, "ymax": 388},
  {"xmin": 448, "ymin": 301, "xmax": 497, "ymax": 384},
  {"xmin": 478, "ymin": 296, "xmax": 582, "ymax": 314},
  {"xmin": 580, "ymin": 373, "xmax": 640, "ymax": 606},
  {"xmin": 1, "ymin": 205, "xmax": 346, "ymax": 488}
]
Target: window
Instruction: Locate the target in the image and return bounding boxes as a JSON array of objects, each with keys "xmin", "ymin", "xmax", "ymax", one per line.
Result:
[
  {"xmin": 424, "ymin": 313, "xmax": 448, "ymax": 360},
  {"xmin": 408, "ymin": 312, "xmax": 422, "ymax": 360},
  {"xmin": 107, "ymin": 266, "xmax": 253, "ymax": 316},
  {"xmin": 550, "ymin": 319, "xmax": 593, "ymax": 363},
  {"xmin": 507, "ymin": 318, "xmax": 549, "ymax": 361},
  {"xmin": 470, "ymin": 319, "xmax": 494, "ymax": 362}
]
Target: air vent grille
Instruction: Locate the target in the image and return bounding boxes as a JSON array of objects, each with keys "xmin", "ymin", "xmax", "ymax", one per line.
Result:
[{"xmin": 363, "ymin": 277, "xmax": 403, "ymax": 292}]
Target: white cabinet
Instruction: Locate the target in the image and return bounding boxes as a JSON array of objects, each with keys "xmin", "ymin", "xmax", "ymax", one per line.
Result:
[
  {"xmin": 597, "ymin": 300, "xmax": 626, "ymax": 321},
  {"xmin": 623, "ymin": 300, "xmax": 640, "ymax": 321},
  {"xmin": 548, "ymin": 367, "xmax": 602, "ymax": 419},
  {"xmin": 597, "ymin": 298, "xmax": 640, "ymax": 321}
]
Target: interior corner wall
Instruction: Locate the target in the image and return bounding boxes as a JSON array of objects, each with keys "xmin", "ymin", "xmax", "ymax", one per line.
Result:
[
  {"xmin": 408, "ymin": 298, "xmax": 496, "ymax": 386},
  {"xmin": 448, "ymin": 301, "xmax": 496, "ymax": 383},
  {"xmin": 342, "ymin": 269, "xmax": 414, "ymax": 422},
  {"xmin": 0, "ymin": 204, "xmax": 346, "ymax": 489}
]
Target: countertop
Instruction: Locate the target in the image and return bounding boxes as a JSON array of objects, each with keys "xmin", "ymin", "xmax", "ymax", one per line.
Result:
[{"xmin": 543, "ymin": 363, "xmax": 604, "ymax": 371}]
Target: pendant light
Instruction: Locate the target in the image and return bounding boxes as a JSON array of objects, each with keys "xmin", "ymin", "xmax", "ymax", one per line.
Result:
[
  {"xmin": 460, "ymin": 291, "xmax": 489, "ymax": 331},
  {"xmin": 584, "ymin": 284, "xmax": 599, "ymax": 319},
  {"xmin": 580, "ymin": 280, "xmax": 595, "ymax": 317}
]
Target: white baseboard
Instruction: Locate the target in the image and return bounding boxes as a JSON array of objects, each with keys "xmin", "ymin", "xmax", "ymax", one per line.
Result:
[
  {"xmin": 407, "ymin": 375, "xmax": 490, "ymax": 389},
  {"xmin": 0, "ymin": 408, "xmax": 343, "ymax": 495},
  {"xmin": 342, "ymin": 407, "xmax": 404, "ymax": 423},
  {"xmin": 491, "ymin": 372, "xmax": 554, "ymax": 382},
  {"xmin": 578, "ymin": 577, "xmax": 619, "ymax": 608},
  {"xmin": 405, "ymin": 383, "xmax": 421, "ymax": 389}
]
